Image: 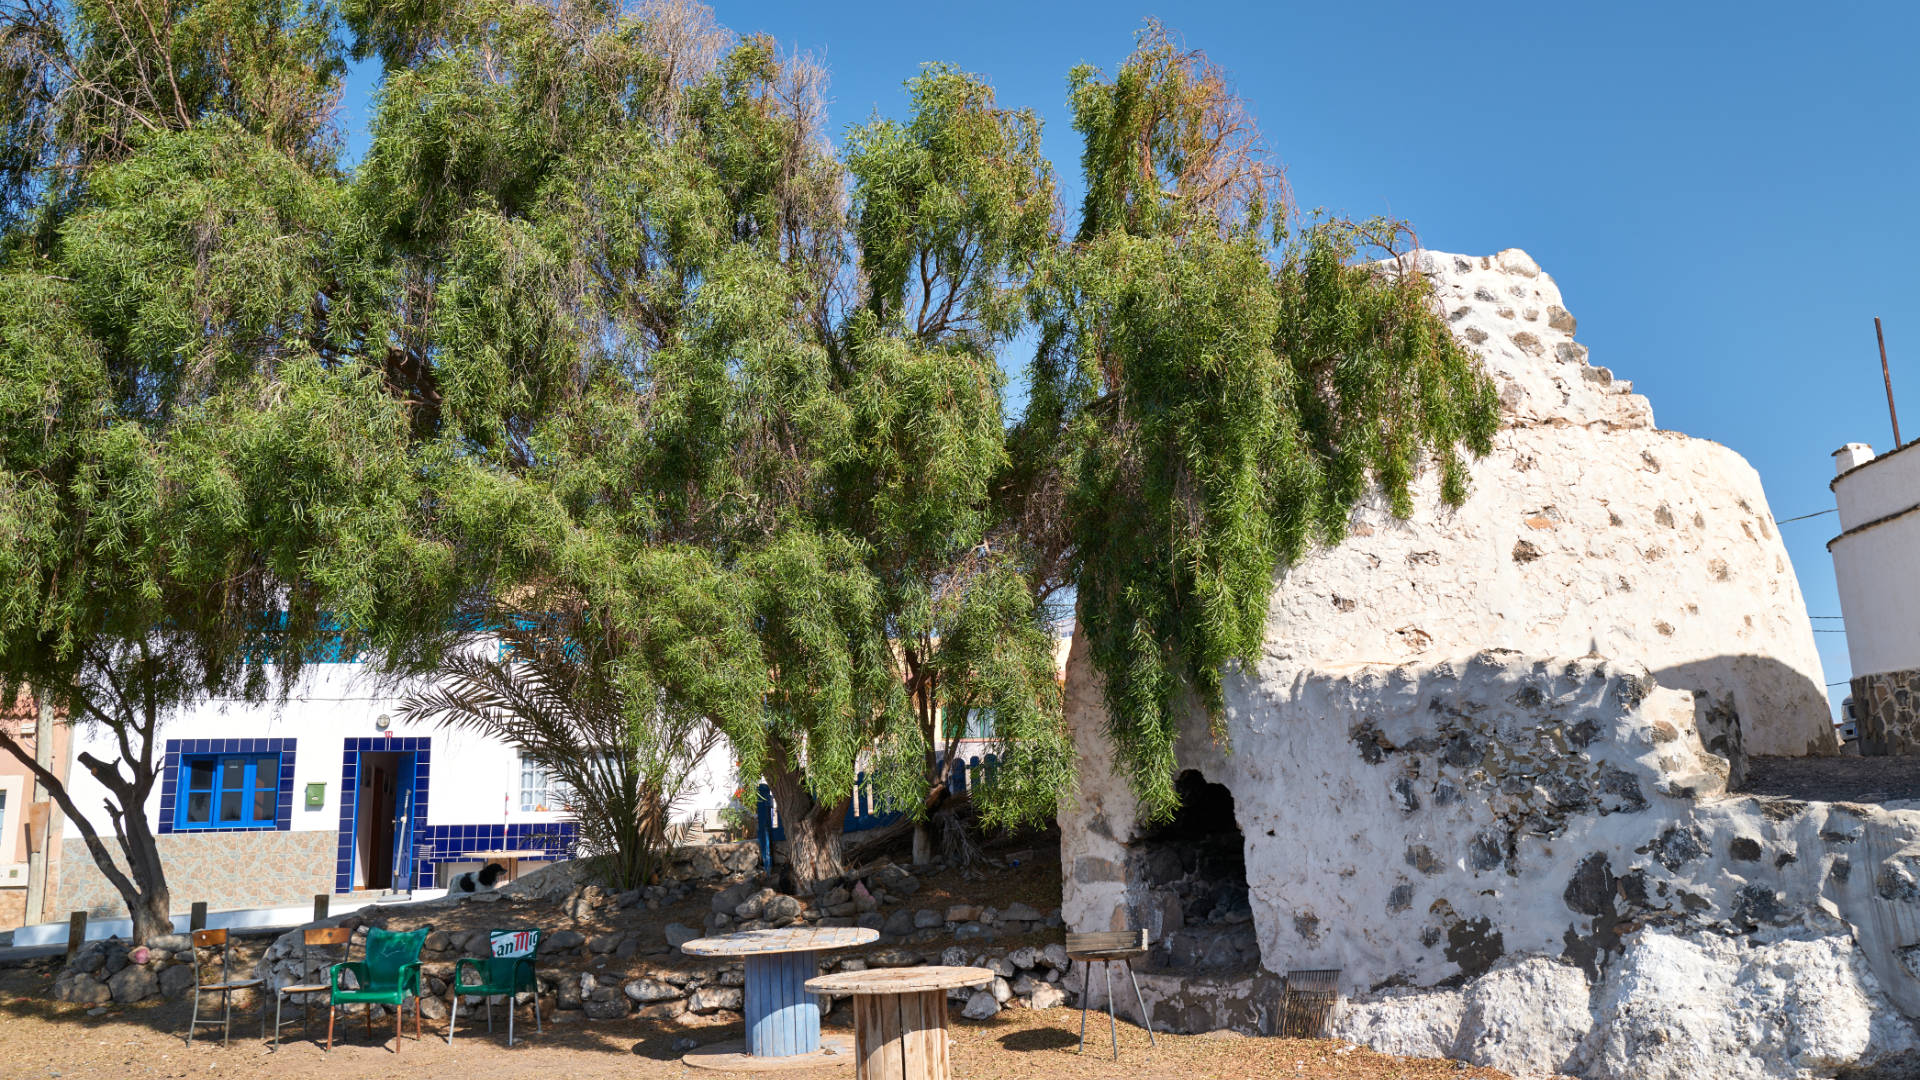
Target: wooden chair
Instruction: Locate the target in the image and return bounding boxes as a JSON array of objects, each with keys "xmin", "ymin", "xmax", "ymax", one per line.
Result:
[
  {"xmin": 185, "ymin": 928, "xmax": 265, "ymax": 1047},
  {"xmin": 1065, "ymin": 929, "xmax": 1157, "ymax": 1060},
  {"xmin": 268, "ymin": 927, "xmax": 350, "ymax": 1051},
  {"xmin": 448, "ymin": 928, "xmax": 543, "ymax": 1046},
  {"xmin": 325, "ymin": 924, "xmax": 432, "ymax": 1052}
]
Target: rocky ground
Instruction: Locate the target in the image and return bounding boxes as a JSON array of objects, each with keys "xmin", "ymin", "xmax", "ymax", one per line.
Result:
[{"xmin": 2, "ymin": 824, "xmax": 1524, "ymax": 1077}]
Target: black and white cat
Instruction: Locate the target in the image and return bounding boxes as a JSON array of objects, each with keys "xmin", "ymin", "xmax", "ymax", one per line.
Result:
[{"xmin": 451, "ymin": 861, "xmax": 508, "ymax": 893}]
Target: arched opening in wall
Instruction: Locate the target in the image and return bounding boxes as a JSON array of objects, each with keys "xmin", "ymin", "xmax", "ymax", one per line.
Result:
[{"xmin": 1129, "ymin": 769, "xmax": 1259, "ymax": 972}]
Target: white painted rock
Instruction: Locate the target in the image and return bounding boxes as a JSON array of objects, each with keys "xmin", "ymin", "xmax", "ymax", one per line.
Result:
[
  {"xmin": 1329, "ymin": 984, "xmax": 1466, "ymax": 1061},
  {"xmin": 1028, "ymin": 983, "xmax": 1067, "ymax": 1010},
  {"xmin": 960, "ymin": 990, "xmax": 1000, "ymax": 1020},
  {"xmin": 1334, "ymin": 923, "xmax": 1920, "ymax": 1080},
  {"xmin": 1578, "ymin": 928, "xmax": 1920, "ymax": 1080},
  {"xmin": 1457, "ymin": 956, "xmax": 1592, "ymax": 1077}
]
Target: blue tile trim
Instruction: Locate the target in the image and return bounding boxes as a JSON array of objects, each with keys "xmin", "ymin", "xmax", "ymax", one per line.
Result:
[
  {"xmin": 410, "ymin": 821, "xmax": 579, "ymax": 889},
  {"xmin": 335, "ymin": 736, "xmax": 436, "ymax": 893},
  {"xmin": 158, "ymin": 738, "xmax": 296, "ymax": 835}
]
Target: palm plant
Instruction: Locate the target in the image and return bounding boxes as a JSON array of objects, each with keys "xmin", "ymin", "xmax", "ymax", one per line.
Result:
[{"xmin": 399, "ymin": 610, "xmax": 722, "ymax": 890}]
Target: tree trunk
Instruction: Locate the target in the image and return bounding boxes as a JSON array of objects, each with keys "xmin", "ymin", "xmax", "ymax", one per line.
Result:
[
  {"xmin": 0, "ymin": 733, "xmax": 177, "ymax": 946},
  {"xmin": 762, "ymin": 753, "xmax": 848, "ymax": 896},
  {"xmin": 128, "ymin": 879, "xmax": 172, "ymax": 944},
  {"xmin": 103, "ymin": 768, "xmax": 173, "ymax": 946}
]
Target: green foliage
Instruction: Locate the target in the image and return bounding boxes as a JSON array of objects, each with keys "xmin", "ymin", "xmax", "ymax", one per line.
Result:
[
  {"xmin": 399, "ymin": 611, "xmax": 722, "ymax": 890},
  {"xmin": 332, "ymin": 2, "xmax": 1069, "ymax": 883},
  {"xmin": 0, "ymin": 0, "xmax": 1495, "ymax": 893},
  {"xmin": 1018, "ymin": 26, "xmax": 1502, "ymax": 820}
]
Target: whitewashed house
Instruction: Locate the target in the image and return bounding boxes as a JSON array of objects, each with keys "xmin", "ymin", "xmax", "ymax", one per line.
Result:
[{"xmin": 52, "ymin": 654, "xmax": 738, "ymax": 920}]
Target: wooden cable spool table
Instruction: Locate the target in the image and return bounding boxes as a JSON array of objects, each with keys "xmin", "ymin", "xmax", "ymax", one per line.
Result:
[
  {"xmin": 805, "ymin": 966, "xmax": 994, "ymax": 1080},
  {"xmin": 678, "ymin": 926, "xmax": 880, "ymax": 1070}
]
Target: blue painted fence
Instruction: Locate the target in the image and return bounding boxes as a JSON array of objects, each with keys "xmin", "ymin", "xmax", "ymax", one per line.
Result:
[{"xmin": 754, "ymin": 753, "xmax": 1000, "ymax": 870}]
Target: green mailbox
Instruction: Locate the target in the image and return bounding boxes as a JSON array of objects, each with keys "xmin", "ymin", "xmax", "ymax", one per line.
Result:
[{"xmin": 304, "ymin": 782, "xmax": 326, "ymax": 808}]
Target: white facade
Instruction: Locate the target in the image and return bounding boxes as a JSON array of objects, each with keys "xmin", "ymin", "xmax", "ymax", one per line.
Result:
[
  {"xmin": 55, "ymin": 658, "xmax": 737, "ymax": 914},
  {"xmin": 1831, "ymin": 440, "xmax": 1920, "ymax": 679}
]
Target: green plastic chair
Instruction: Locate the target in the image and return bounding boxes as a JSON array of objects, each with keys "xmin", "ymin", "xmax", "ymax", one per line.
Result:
[
  {"xmin": 449, "ymin": 928, "xmax": 543, "ymax": 1046},
  {"xmin": 326, "ymin": 924, "xmax": 432, "ymax": 1052}
]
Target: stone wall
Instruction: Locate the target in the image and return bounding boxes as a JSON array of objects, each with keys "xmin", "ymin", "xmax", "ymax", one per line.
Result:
[
  {"xmin": 1854, "ymin": 668, "xmax": 1920, "ymax": 756},
  {"xmin": 55, "ymin": 829, "xmax": 337, "ymax": 917},
  {"xmin": 1258, "ymin": 249, "xmax": 1833, "ymax": 763},
  {"xmin": 1065, "ymin": 649, "xmax": 1920, "ymax": 1077},
  {"xmin": 1056, "ymin": 250, "xmax": 1883, "ymax": 1077}
]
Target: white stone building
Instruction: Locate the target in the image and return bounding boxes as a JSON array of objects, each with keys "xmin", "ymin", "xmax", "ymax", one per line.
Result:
[
  {"xmin": 1058, "ymin": 251, "xmax": 1920, "ymax": 1078},
  {"xmin": 1829, "ymin": 439, "xmax": 1920, "ymax": 753}
]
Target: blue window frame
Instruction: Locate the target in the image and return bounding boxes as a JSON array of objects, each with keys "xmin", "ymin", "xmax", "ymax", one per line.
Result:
[{"xmin": 174, "ymin": 752, "xmax": 282, "ymax": 829}]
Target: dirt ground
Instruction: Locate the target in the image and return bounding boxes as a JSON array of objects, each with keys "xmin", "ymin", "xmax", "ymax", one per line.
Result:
[
  {"xmin": 0, "ymin": 829, "xmax": 1510, "ymax": 1079},
  {"xmin": 0, "ymin": 976, "xmax": 1511, "ymax": 1080}
]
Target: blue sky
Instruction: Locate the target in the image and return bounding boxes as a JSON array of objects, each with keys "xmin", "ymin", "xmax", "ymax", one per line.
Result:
[{"xmin": 338, "ymin": 2, "xmax": 1918, "ymax": 716}]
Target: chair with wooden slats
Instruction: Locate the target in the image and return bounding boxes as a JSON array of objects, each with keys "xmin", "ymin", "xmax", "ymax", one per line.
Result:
[
  {"xmin": 268, "ymin": 926, "xmax": 351, "ymax": 1051},
  {"xmin": 1064, "ymin": 928, "xmax": 1157, "ymax": 1059},
  {"xmin": 185, "ymin": 928, "xmax": 265, "ymax": 1047}
]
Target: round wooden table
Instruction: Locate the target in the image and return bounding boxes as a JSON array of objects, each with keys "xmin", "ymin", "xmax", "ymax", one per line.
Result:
[
  {"xmin": 805, "ymin": 966, "xmax": 994, "ymax": 1080},
  {"xmin": 679, "ymin": 926, "xmax": 880, "ymax": 1070}
]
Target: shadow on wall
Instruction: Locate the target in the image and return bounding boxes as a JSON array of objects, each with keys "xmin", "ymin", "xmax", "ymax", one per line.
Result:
[{"xmin": 1652, "ymin": 654, "xmax": 1840, "ymax": 787}]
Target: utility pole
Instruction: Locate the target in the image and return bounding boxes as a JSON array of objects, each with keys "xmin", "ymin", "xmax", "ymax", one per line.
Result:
[
  {"xmin": 22, "ymin": 690, "xmax": 54, "ymax": 926},
  {"xmin": 1877, "ymin": 317, "xmax": 1902, "ymax": 449}
]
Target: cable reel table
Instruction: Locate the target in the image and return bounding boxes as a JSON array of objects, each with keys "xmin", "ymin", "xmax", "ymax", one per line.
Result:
[
  {"xmin": 805, "ymin": 966, "xmax": 995, "ymax": 1080},
  {"xmin": 678, "ymin": 926, "xmax": 880, "ymax": 1070}
]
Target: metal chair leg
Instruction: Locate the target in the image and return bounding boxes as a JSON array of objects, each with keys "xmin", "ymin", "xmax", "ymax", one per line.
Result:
[
  {"xmin": 507, "ymin": 994, "xmax": 515, "ymax": 1048},
  {"xmin": 1077, "ymin": 960, "xmax": 1091, "ymax": 1052},
  {"xmin": 1104, "ymin": 960, "xmax": 1118, "ymax": 1060},
  {"xmin": 533, "ymin": 990, "xmax": 542, "ymax": 1035},
  {"xmin": 273, "ymin": 991, "xmax": 283, "ymax": 1050},
  {"xmin": 187, "ymin": 989, "xmax": 200, "ymax": 1045},
  {"xmin": 447, "ymin": 993, "xmax": 459, "ymax": 1045},
  {"xmin": 1125, "ymin": 960, "xmax": 1157, "ymax": 1047},
  {"xmin": 222, "ymin": 989, "xmax": 233, "ymax": 1048}
]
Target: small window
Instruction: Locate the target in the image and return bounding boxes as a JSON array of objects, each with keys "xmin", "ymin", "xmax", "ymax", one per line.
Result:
[
  {"xmin": 176, "ymin": 753, "xmax": 281, "ymax": 829},
  {"xmin": 943, "ymin": 709, "xmax": 995, "ymax": 741},
  {"xmin": 520, "ymin": 752, "xmax": 568, "ymax": 812}
]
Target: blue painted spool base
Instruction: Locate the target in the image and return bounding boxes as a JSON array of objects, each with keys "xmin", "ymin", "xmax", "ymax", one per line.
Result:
[{"xmin": 745, "ymin": 949, "xmax": 822, "ymax": 1057}]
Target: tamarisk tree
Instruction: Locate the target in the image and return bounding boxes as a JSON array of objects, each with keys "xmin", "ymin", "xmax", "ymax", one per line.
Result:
[
  {"xmin": 1011, "ymin": 26, "xmax": 1502, "ymax": 820},
  {"xmin": 0, "ymin": 0, "xmax": 457, "ymax": 943},
  {"xmin": 340, "ymin": 1, "xmax": 1072, "ymax": 892}
]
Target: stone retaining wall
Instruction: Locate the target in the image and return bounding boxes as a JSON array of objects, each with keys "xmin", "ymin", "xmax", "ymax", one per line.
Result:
[{"xmin": 1853, "ymin": 667, "xmax": 1920, "ymax": 756}]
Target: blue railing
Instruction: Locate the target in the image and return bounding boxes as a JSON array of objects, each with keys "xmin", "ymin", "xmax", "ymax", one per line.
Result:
[{"xmin": 754, "ymin": 753, "xmax": 1000, "ymax": 870}]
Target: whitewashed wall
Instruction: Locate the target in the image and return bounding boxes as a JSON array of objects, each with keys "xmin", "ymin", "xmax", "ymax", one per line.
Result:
[
  {"xmin": 61, "ymin": 661, "xmax": 738, "ymax": 836},
  {"xmin": 1831, "ymin": 442, "xmax": 1920, "ymax": 679}
]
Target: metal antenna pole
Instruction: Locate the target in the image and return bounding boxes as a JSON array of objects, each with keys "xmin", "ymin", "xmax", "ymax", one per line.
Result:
[{"xmin": 1878, "ymin": 317, "xmax": 1902, "ymax": 448}]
